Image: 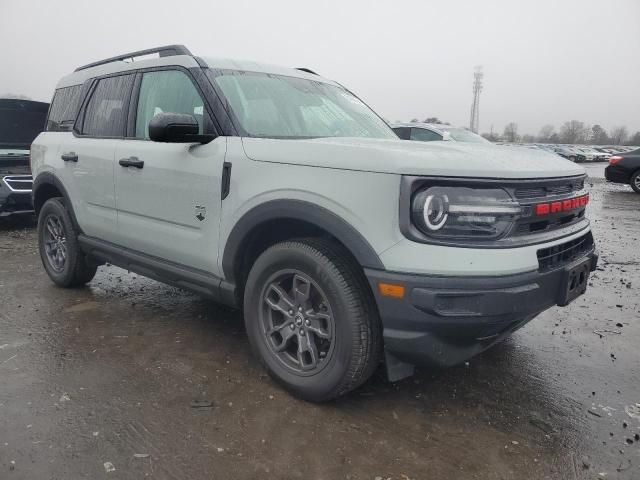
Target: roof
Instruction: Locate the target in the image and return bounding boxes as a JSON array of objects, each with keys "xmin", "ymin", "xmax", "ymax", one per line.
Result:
[{"xmin": 57, "ymin": 45, "xmax": 337, "ymax": 89}]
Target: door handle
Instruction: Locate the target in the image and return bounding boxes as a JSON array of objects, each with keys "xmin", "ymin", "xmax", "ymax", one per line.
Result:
[
  {"xmin": 118, "ymin": 157, "xmax": 144, "ymax": 169},
  {"xmin": 61, "ymin": 152, "xmax": 78, "ymax": 162}
]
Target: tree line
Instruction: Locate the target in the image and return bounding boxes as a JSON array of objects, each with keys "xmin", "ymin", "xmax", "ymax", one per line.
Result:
[{"xmin": 484, "ymin": 121, "xmax": 640, "ymax": 146}]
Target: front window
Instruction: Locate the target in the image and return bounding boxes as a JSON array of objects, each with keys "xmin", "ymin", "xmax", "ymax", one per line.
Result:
[{"xmin": 210, "ymin": 70, "xmax": 396, "ymax": 139}]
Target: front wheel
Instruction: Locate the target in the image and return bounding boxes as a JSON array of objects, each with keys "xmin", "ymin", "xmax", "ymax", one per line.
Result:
[
  {"xmin": 243, "ymin": 239, "xmax": 382, "ymax": 402},
  {"xmin": 631, "ymin": 171, "xmax": 640, "ymax": 194},
  {"xmin": 37, "ymin": 197, "xmax": 97, "ymax": 287}
]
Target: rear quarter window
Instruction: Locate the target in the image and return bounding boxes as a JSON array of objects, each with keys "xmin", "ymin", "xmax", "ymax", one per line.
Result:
[{"xmin": 46, "ymin": 85, "xmax": 82, "ymax": 132}]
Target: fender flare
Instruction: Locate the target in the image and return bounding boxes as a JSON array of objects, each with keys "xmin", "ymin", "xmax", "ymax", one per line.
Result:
[
  {"xmin": 221, "ymin": 199, "xmax": 384, "ymax": 281},
  {"xmin": 32, "ymin": 172, "xmax": 81, "ymax": 231}
]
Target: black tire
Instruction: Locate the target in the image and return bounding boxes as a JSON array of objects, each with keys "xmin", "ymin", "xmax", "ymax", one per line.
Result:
[
  {"xmin": 37, "ymin": 197, "xmax": 97, "ymax": 287},
  {"xmin": 243, "ymin": 238, "xmax": 382, "ymax": 402},
  {"xmin": 630, "ymin": 170, "xmax": 640, "ymax": 194}
]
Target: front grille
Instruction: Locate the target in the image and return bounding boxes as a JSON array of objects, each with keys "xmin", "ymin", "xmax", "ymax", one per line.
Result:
[
  {"xmin": 510, "ymin": 176, "xmax": 587, "ymax": 236},
  {"xmin": 537, "ymin": 232, "xmax": 593, "ymax": 271},
  {"xmin": 2, "ymin": 175, "xmax": 33, "ymax": 192},
  {"xmin": 514, "ymin": 178, "xmax": 584, "ymax": 200}
]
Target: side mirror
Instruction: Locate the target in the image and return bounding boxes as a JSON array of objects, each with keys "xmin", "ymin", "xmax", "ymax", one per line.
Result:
[
  {"xmin": 148, "ymin": 112, "xmax": 214, "ymax": 144},
  {"xmin": 441, "ymin": 131, "xmax": 452, "ymax": 141}
]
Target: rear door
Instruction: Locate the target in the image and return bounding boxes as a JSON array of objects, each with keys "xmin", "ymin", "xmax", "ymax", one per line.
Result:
[
  {"xmin": 113, "ymin": 68, "xmax": 225, "ymax": 273},
  {"xmin": 60, "ymin": 74, "xmax": 134, "ymax": 241}
]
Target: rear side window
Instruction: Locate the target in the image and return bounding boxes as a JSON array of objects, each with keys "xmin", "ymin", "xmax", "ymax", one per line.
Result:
[
  {"xmin": 46, "ymin": 85, "xmax": 82, "ymax": 132},
  {"xmin": 393, "ymin": 127, "xmax": 410, "ymax": 140},
  {"xmin": 81, "ymin": 74, "xmax": 134, "ymax": 137},
  {"xmin": 410, "ymin": 128, "xmax": 442, "ymax": 142}
]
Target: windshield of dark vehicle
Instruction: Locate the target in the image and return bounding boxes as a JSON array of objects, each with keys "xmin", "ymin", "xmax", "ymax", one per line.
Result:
[{"xmin": 211, "ymin": 71, "xmax": 396, "ymax": 139}]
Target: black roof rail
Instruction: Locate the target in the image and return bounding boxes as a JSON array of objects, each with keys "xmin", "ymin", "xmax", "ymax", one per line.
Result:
[
  {"xmin": 296, "ymin": 67, "xmax": 318, "ymax": 75},
  {"xmin": 75, "ymin": 44, "xmax": 193, "ymax": 72}
]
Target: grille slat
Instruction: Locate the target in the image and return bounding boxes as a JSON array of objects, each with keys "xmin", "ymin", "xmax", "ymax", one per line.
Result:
[
  {"xmin": 537, "ymin": 232, "xmax": 593, "ymax": 271},
  {"xmin": 514, "ymin": 179, "xmax": 584, "ymax": 200}
]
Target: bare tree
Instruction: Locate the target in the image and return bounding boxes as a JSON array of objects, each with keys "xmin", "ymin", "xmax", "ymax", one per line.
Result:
[
  {"xmin": 590, "ymin": 125, "xmax": 609, "ymax": 145},
  {"xmin": 538, "ymin": 124, "xmax": 555, "ymax": 142},
  {"xmin": 503, "ymin": 122, "xmax": 520, "ymax": 143},
  {"xmin": 559, "ymin": 120, "xmax": 587, "ymax": 144},
  {"xmin": 410, "ymin": 118, "xmax": 420, "ymax": 123},
  {"xmin": 627, "ymin": 131, "xmax": 640, "ymax": 146},
  {"xmin": 610, "ymin": 126, "xmax": 629, "ymax": 145}
]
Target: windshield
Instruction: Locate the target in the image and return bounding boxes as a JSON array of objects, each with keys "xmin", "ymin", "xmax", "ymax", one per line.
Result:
[
  {"xmin": 444, "ymin": 128, "xmax": 490, "ymax": 144},
  {"xmin": 210, "ymin": 71, "xmax": 396, "ymax": 139}
]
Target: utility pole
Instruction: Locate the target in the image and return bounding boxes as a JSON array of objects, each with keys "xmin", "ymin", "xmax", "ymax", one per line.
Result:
[{"xmin": 469, "ymin": 66, "xmax": 483, "ymax": 134}]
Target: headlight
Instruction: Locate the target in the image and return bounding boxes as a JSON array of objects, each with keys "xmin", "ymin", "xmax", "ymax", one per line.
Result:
[{"xmin": 411, "ymin": 186, "xmax": 522, "ymax": 240}]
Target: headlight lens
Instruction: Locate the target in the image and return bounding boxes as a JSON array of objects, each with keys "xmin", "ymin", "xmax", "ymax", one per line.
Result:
[{"xmin": 411, "ymin": 186, "xmax": 521, "ymax": 240}]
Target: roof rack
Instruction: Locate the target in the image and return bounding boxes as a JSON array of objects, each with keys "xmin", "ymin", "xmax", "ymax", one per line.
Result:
[
  {"xmin": 296, "ymin": 67, "xmax": 318, "ymax": 75},
  {"xmin": 75, "ymin": 44, "xmax": 193, "ymax": 72}
]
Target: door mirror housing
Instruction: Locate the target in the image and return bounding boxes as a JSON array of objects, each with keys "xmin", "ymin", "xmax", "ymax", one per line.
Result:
[
  {"xmin": 148, "ymin": 112, "xmax": 215, "ymax": 144},
  {"xmin": 441, "ymin": 131, "xmax": 452, "ymax": 141}
]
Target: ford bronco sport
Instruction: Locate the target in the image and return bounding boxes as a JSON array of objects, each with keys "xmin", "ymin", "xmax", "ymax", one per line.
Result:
[{"xmin": 31, "ymin": 45, "xmax": 597, "ymax": 401}]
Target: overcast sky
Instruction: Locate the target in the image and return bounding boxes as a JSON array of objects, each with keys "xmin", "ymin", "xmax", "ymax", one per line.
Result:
[{"xmin": 1, "ymin": 0, "xmax": 639, "ymax": 135}]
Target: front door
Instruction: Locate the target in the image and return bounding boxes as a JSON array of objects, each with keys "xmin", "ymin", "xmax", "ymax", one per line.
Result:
[{"xmin": 114, "ymin": 69, "xmax": 225, "ymax": 273}]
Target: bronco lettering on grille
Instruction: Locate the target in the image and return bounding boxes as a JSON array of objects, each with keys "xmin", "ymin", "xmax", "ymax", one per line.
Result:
[{"xmin": 534, "ymin": 194, "xmax": 589, "ymax": 216}]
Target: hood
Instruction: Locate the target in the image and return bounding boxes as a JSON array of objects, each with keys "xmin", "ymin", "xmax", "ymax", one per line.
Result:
[
  {"xmin": 241, "ymin": 137, "xmax": 586, "ymax": 179},
  {"xmin": 0, "ymin": 99, "xmax": 49, "ymax": 150}
]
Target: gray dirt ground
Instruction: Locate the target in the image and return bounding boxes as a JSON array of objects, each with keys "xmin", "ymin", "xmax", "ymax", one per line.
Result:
[{"xmin": 1, "ymin": 164, "xmax": 638, "ymax": 479}]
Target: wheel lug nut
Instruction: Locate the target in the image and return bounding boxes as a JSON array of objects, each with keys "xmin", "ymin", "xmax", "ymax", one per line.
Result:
[
  {"xmin": 288, "ymin": 310, "xmax": 293, "ymax": 315},
  {"xmin": 305, "ymin": 320, "xmax": 310, "ymax": 326},
  {"xmin": 298, "ymin": 306, "xmax": 303, "ymax": 312},
  {"xmin": 290, "ymin": 323, "xmax": 295, "ymax": 329},
  {"xmin": 299, "ymin": 329, "xmax": 305, "ymax": 336}
]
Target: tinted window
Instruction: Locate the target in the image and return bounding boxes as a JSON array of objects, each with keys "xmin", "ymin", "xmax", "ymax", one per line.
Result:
[
  {"xmin": 135, "ymin": 70, "xmax": 204, "ymax": 139},
  {"xmin": 393, "ymin": 127, "xmax": 411, "ymax": 140},
  {"xmin": 81, "ymin": 75, "xmax": 133, "ymax": 137},
  {"xmin": 410, "ymin": 128, "xmax": 442, "ymax": 142},
  {"xmin": 46, "ymin": 85, "xmax": 82, "ymax": 132}
]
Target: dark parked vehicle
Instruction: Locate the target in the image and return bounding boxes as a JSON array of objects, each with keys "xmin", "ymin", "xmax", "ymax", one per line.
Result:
[
  {"xmin": 605, "ymin": 148, "xmax": 640, "ymax": 193},
  {"xmin": 0, "ymin": 98, "xmax": 49, "ymax": 216}
]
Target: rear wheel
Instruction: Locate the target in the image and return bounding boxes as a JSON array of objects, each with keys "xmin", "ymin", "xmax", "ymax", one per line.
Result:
[
  {"xmin": 631, "ymin": 171, "xmax": 640, "ymax": 194},
  {"xmin": 37, "ymin": 197, "xmax": 97, "ymax": 287},
  {"xmin": 243, "ymin": 239, "xmax": 382, "ymax": 402}
]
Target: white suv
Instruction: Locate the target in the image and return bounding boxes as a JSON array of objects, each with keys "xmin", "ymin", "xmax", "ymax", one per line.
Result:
[{"xmin": 31, "ymin": 45, "xmax": 597, "ymax": 401}]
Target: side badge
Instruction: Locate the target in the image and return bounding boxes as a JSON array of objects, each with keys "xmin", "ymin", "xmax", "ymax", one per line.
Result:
[{"xmin": 195, "ymin": 205, "xmax": 206, "ymax": 222}]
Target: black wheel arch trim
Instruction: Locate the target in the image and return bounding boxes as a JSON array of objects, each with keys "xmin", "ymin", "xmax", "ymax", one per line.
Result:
[
  {"xmin": 221, "ymin": 199, "xmax": 385, "ymax": 281},
  {"xmin": 32, "ymin": 172, "xmax": 81, "ymax": 232}
]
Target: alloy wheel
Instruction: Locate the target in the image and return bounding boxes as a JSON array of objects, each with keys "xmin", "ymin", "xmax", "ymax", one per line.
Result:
[
  {"xmin": 43, "ymin": 214, "xmax": 67, "ymax": 272},
  {"xmin": 260, "ymin": 270, "xmax": 335, "ymax": 375}
]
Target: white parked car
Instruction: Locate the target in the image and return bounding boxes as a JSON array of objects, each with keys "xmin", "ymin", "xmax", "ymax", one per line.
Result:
[{"xmin": 391, "ymin": 122, "xmax": 490, "ymax": 144}]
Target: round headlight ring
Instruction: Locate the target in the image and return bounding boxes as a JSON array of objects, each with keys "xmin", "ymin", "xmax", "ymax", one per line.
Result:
[{"xmin": 423, "ymin": 194, "xmax": 449, "ymax": 231}]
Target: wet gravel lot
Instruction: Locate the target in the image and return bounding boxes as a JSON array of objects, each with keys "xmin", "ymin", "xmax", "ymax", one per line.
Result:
[{"xmin": 1, "ymin": 164, "xmax": 638, "ymax": 479}]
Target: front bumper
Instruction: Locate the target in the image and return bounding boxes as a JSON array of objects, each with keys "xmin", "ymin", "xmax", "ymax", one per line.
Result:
[
  {"xmin": 366, "ymin": 245, "xmax": 598, "ymax": 374},
  {"xmin": 0, "ymin": 175, "xmax": 34, "ymax": 216}
]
